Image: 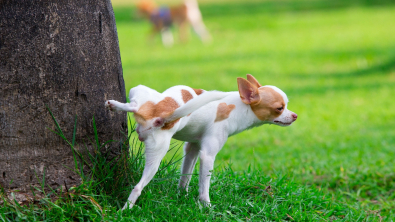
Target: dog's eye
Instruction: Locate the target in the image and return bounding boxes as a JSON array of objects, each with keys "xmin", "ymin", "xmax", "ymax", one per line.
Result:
[{"xmin": 276, "ymin": 107, "xmax": 283, "ymax": 112}]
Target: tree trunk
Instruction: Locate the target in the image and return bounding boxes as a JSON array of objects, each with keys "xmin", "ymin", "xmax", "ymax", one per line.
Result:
[{"xmin": 0, "ymin": 0, "xmax": 127, "ymax": 192}]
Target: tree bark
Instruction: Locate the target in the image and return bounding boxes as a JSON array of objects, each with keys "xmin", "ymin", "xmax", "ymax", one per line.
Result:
[{"xmin": 0, "ymin": 0, "xmax": 126, "ymax": 191}]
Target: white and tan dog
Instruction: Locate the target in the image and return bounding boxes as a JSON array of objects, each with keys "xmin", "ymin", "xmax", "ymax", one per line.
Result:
[
  {"xmin": 105, "ymin": 74, "xmax": 297, "ymax": 209},
  {"xmin": 137, "ymin": 0, "xmax": 211, "ymax": 47}
]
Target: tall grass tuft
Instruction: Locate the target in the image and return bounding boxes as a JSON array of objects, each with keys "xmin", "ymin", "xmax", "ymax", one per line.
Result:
[{"xmin": 0, "ymin": 110, "xmax": 182, "ymax": 221}]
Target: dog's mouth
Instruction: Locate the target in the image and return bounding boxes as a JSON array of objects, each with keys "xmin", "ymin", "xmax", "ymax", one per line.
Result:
[{"xmin": 273, "ymin": 120, "xmax": 292, "ymax": 126}]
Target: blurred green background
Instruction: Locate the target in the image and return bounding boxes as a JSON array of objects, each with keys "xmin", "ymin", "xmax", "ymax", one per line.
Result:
[{"xmin": 112, "ymin": 0, "xmax": 395, "ymax": 213}]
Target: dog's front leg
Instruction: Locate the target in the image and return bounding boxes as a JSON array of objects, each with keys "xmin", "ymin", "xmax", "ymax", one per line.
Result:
[
  {"xmin": 122, "ymin": 134, "xmax": 172, "ymax": 210},
  {"xmin": 161, "ymin": 28, "xmax": 174, "ymax": 47},
  {"xmin": 198, "ymin": 136, "xmax": 226, "ymax": 205}
]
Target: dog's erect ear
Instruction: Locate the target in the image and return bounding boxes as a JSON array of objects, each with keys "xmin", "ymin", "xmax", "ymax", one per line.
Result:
[
  {"xmin": 237, "ymin": 77, "xmax": 261, "ymax": 105},
  {"xmin": 246, "ymin": 74, "xmax": 262, "ymax": 88}
]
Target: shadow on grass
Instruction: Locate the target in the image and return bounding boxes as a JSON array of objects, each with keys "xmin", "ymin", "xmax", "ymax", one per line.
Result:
[
  {"xmin": 288, "ymin": 81, "xmax": 394, "ymax": 97},
  {"xmin": 344, "ymin": 58, "xmax": 395, "ymax": 77},
  {"xmin": 285, "ymin": 54, "xmax": 395, "ymax": 95},
  {"xmin": 200, "ymin": 0, "xmax": 395, "ymax": 18},
  {"xmin": 292, "ymin": 56, "xmax": 395, "ymax": 80}
]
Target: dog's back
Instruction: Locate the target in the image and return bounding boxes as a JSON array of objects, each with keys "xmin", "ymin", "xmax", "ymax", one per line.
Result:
[{"xmin": 130, "ymin": 85, "xmax": 230, "ymax": 123}]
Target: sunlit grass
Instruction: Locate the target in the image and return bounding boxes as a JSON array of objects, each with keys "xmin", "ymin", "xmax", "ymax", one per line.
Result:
[
  {"xmin": 115, "ymin": 0, "xmax": 395, "ymax": 217},
  {"xmin": 0, "ymin": 114, "xmax": 363, "ymax": 221}
]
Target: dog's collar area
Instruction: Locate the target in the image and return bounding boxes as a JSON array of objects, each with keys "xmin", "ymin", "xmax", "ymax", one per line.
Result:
[{"xmin": 150, "ymin": 7, "xmax": 172, "ymax": 27}]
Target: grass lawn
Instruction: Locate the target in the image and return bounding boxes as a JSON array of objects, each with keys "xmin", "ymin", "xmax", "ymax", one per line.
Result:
[
  {"xmin": 2, "ymin": 0, "xmax": 395, "ymax": 221},
  {"xmin": 117, "ymin": 0, "xmax": 395, "ymax": 217}
]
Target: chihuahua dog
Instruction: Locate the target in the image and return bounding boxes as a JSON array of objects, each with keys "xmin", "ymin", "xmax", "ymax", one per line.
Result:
[
  {"xmin": 105, "ymin": 74, "xmax": 297, "ymax": 209},
  {"xmin": 136, "ymin": 0, "xmax": 211, "ymax": 47}
]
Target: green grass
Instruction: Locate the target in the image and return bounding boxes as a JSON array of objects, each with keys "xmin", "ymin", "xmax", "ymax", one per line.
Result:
[
  {"xmin": 115, "ymin": 0, "xmax": 395, "ymax": 219},
  {"xmin": 0, "ymin": 114, "xmax": 364, "ymax": 221},
  {"xmin": 2, "ymin": 0, "xmax": 395, "ymax": 220}
]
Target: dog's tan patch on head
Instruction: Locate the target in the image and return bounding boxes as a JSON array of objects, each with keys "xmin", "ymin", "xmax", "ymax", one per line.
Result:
[
  {"xmin": 250, "ymin": 87, "xmax": 285, "ymax": 121},
  {"xmin": 193, "ymin": 88, "xmax": 204, "ymax": 95},
  {"xmin": 215, "ymin": 103, "xmax": 236, "ymax": 122},
  {"xmin": 181, "ymin": 89, "xmax": 194, "ymax": 103},
  {"xmin": 135, "ymin": 97, "xmax": 180, "ymax": 124}
]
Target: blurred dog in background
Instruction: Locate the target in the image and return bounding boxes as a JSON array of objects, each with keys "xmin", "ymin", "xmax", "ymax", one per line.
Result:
[{"xmin": 137, "ymin": 0, "xmax": 211, "ymax": 47}]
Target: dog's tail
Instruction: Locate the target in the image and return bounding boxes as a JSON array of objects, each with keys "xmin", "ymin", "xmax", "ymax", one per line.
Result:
[
  {"xmin": 165, "ymin": 90, "xmax": 231, "ymax": 122},
  {"xmin": 105, "ymin": 88, "xmax": 230, "ymax": 122}
]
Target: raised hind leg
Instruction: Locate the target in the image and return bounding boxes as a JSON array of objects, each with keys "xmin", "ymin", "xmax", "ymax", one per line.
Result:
[{"xmin": 105, "ymin": 100, "xmax": 136, "ymax": 112}]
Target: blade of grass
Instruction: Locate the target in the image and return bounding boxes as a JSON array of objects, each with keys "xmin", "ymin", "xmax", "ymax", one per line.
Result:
[{"xmin": 92, "ymin": 116, "xmax": 100, "ymax": 149}]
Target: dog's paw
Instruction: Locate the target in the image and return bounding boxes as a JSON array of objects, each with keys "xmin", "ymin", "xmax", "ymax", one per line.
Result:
[
  {"xmin": 121, "ymin": 202, "xmax": 134, "ymax": 211},
  {"xmin": 199, "ymin": 199, "xmax": 212, "ymax": 208},
  {"xmin": 105, "ymin": 100, "xmax": 116, "ymax": 111},
  {"xmin": 176, "ymin": 186, "xmax": 189, "ymax": 198}
]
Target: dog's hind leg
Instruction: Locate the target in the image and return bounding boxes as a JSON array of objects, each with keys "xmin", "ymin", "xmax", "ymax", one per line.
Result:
[
  {"xmin": 179, "ymin": 142, "xmax": 200, "ymax": 191},
  {"xmin": 198, "ymin": 135, "xmax": 227, "ymax": 205},
  {"xmin": 122, "ymin": 133, "xmax": 172, "ymax": 210},
  {"xmin": 105, "ymin": 100, "xmax": 136, "ymax": 112},
  {"xmin": 185, "ymin": 0, "xmax": 211, "ymax": 43},
  {"xmin": 190, "ymin": 21, "xmax": 211, "ymax": 43}
]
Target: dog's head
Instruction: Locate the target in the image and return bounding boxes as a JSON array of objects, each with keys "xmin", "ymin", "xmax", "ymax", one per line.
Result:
[
  {"xmin": 237, "ymin": 74, "xmax": 297, "ymax": 126},
  {"xmin": 136, "ymin": 0, "xmax": 158, "ymax": 16}
]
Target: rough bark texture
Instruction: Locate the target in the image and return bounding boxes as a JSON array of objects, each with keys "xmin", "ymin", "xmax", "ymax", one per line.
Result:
[{"xmin": 0, "ymin": 0, "xmax": 127, "ymax": 191}]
